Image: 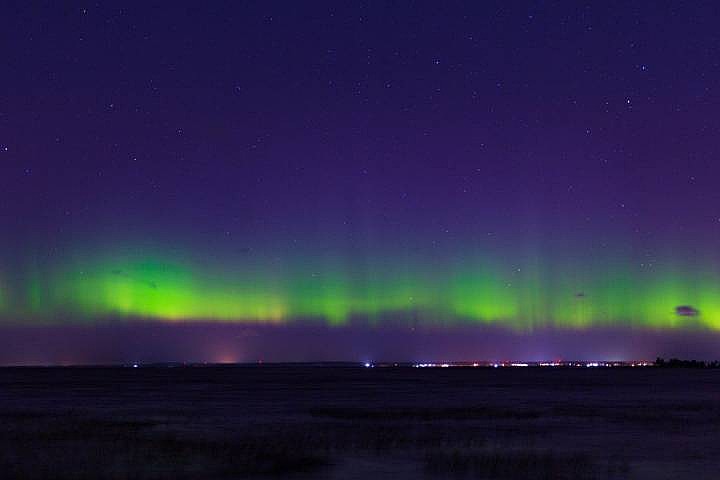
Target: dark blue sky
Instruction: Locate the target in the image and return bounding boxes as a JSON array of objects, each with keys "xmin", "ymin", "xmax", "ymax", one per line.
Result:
[{"xmin": 2, "ymin": 2, "xmax": 720, "ymax": 362}]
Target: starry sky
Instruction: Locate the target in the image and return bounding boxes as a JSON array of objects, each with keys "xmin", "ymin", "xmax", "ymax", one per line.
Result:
[{"xmin": 2, "ymin": 1, "xmax": 720, "ymax": 364}]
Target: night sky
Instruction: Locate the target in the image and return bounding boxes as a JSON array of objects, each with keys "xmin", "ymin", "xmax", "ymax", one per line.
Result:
[{"xmin": 3, "ymin": 2, "xmax": 720, "ymax": 364}]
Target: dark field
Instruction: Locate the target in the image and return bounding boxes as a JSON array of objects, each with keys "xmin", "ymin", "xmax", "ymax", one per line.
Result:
[{"xmin": 0, "ymin": 366, "xmax": 718, "ymax": 479}]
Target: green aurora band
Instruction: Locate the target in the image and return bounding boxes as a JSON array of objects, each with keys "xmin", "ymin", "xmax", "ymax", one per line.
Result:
[{"xmin": 2, "ymin": 248, "xmax": 720, "ymax": 330}]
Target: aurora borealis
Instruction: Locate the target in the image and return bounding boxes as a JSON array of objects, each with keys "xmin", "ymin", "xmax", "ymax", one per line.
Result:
[
  {"xmin": 3, "ymin": 2, "xmax": 720, "ymax": 362},
  {"xmin": 4, "ymin": 243, "xmax": 720, "ymax": 330}
]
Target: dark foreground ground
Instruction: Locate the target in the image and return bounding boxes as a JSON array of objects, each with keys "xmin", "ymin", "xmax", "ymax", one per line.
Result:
[{"xmin": 0, "ymin": 365, "xmax": 718, "ymax": 479}]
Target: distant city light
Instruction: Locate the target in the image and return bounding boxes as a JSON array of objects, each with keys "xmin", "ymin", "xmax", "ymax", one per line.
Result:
[{"xmin": 408, "ymin": 360, "xmax": 652, "ymax": 369}]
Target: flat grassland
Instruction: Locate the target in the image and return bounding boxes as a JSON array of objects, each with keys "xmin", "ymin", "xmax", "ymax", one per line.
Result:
[{"xmin": 0, "ymin": 366, "xmax": 717, "ymax": 479}]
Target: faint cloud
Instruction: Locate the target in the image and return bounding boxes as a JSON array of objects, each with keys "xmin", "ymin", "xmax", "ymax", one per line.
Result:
[{"xmin": 675, "ymin": 305, "xmax": 699, "ymax": 317}]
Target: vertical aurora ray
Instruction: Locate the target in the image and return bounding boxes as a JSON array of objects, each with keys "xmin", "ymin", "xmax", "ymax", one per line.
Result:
[
  {"xmin": 446, "ymin": 261, "xmax": 519, "ymax": 325},
  {"xmin": 0, "ymin": 279, "xmax": 5, "ymax": 314}
]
